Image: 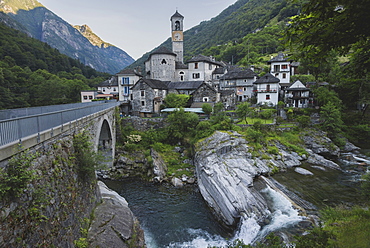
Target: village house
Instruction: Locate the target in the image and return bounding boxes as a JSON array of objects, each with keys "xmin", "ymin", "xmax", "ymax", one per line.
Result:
[
  {"xmin": 219, "ymin": 66, "xmax": 257, "ymax": 102},
  {"xmin": 285, "ymin": 80, "xmax": 311, "ymax": 108},
  {"xmin": 254, "ymin": 73, "xmax": 280, "ymax": 106},
  {"xmin": 131, "ymin": 78, "xmax": 168, "ymax": 117}
]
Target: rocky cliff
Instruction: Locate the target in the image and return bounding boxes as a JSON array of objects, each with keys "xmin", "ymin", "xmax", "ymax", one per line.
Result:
[
  {"xmin": 0, "ymin": 0, "xmax": 134, "ymax": 74},
  {"xmin": 194, "ymin": 130, "xmax": 352, "ymax": 229}
]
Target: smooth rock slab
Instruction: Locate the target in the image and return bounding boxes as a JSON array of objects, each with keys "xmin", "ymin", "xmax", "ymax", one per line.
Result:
[
  {"xmin": 88, "ymin": 181, "xmax": 146, "ymax": 248},
  {"xmin": 294, "ymin": 167, "xmax": 314, "ymax": 175}
]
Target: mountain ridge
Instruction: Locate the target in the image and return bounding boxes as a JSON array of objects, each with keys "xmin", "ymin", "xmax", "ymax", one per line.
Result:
[{"xmin": 0, "ymin": 0, "xmax": 134, "ymax": 74}]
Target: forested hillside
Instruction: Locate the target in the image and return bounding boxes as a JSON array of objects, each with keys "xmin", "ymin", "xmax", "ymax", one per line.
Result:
[
  {"xmin": 0, "ymin": 22, "xmax": 109, "ymax": 109},
  {"xmin": 128, "ymin": 0, "xmax": 304, "ymax": 70}
]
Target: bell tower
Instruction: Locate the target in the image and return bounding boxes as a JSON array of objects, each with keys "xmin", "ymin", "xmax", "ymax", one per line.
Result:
[{"xmin": 171, "ymin": 10, "xmax": 184, "ymax": 63}]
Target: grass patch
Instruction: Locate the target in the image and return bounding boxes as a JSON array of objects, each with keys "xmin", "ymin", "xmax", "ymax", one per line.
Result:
[{"xmin": 237, "ymin": 117, "xmax": 274, "ymax": 125}]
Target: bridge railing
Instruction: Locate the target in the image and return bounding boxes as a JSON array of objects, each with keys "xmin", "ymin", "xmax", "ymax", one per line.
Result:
[{"xmin": 0, "ymin": 101, "xmax": 119, "ymax": 147}]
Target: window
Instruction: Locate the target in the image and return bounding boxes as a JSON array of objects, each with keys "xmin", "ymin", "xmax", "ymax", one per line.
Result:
[
  {"xmin": 102, "ymin": 88, "xmax": 106, "ymax": 92},
  {"xmin": 179, "ymin": 71, "xmax": 185, "ymax": 81},
  {"xmin": 83, "ymin": 96, "xmax": 87, "ymax": 100},
  {"xmin": 141, "ymin": 90, "xmax": 145, "ymax": 97},
  {"xmin": 122, "ymin": 77, "xmax": 129, "ymax": 85},
  {"xmin": 209, "ymin": 64, "xmax": 212, "ymax": 70},
  {"xmin": 124, "ymin": 87, "xmax": 129, "ymax": 95},
  {"xmin": 203, "ymin": 97, "xmax": 209, "ymax": 102},
  {"xmin": 282, "ymin": 73, "xmax": 287, "ymax": 79},
  {"xmin": 89, "ymin": 96, "xmax": 93, "ymax": 100},
  {"xmin": 193, "ymin": 73, "xmax": 200, "ymax": 79},
  {"xmin": 141, "ymin": 101, "xmax": 145, "ymax": 106},
  {"xmin": 266, "ymin": 84, "xmax": 270, "ymax": 92},
  {"xmin": 281, "ymin": 64, "xmax": 288, "ymax": 70},
  {"xmin": 274, "ymin": 65, "xmax": 280, "ymax": 72},
  {"xmin": 113, "ymin": 88, "xmax": 116, "ymax": 91},
  {"xmin": 194, "ymin": 63, "xmax": 198, "ymax": 69},
  {"xmin": 266, "ymin": 95, "xmax": 270, "ymax": 100},
  {"xmin": 161, "ymin": 59, "xmax": 167, "ymax": 64},
  {"xmin": 154, "ymin": 89, "xmax": 158, "ymax": 96}
]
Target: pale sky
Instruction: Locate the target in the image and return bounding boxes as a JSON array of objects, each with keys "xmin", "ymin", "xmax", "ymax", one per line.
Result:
[{"xmin": 38, "ymin": 0, "xmax": 237, "ymax": 60}]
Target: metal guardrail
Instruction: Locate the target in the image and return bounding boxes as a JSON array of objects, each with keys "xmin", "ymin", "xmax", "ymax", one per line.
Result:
[{"xmin": 0, "ymin": 101, "xmax": 119, "ymax": 147}]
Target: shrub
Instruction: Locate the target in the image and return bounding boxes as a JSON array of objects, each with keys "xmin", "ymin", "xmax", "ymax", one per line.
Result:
[
  {"xmin": 73, "ymin": 131, "xmax": 102, "ymax": 182},
  {"xmin": 0, "ymin": 150, "xmax": 38, "ymax": 199}
]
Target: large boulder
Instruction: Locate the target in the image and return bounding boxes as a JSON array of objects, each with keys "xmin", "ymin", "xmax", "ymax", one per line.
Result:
[
  {"xmin": 194, "ymin": 131, "xmax": 271, "ymax": 227},
  {"xmin": 88, "ymin": 181, "xmax": 146, "ymax": 248}
]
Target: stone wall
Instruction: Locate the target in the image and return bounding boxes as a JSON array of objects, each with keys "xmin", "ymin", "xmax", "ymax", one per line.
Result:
[
  {"xmin": 0, "ymin": 134, "xmax": 101, "ymax": 247},
  {"xmin": 121, "ymin": 116, "xmax": 166, "ymax": 132}
]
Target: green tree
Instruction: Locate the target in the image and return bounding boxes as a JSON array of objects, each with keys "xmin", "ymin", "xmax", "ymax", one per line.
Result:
[
  {"xmin": 164, "ymin": 93, "xmax": 190, "ymax": 108},
  {"xmin": 166, "ymin": 108, "xmax": 199, "ymax": 146},
  {"xmin": 320, "ymin": 101, "xmax": 343, "ymax": 141},
  {"xmin": 236, "ymin": 102, "xmax": 252, "ymax": 124},
  {"xmin": 201, "ymin": 103, "xmax": 213, "ymax": 116}
]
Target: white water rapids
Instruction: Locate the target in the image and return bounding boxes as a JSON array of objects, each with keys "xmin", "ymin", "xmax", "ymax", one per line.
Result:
[{"xmin": 143, "ymin": 185, "xmax": 304, "ymax": 248}]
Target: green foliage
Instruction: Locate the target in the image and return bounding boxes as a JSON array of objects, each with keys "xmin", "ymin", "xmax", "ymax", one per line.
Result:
[
  {"xmin": 294, "ymin": 226, "xmax": 334, "ymax": 248},
  {"xmin": 319, "ymin": 101, "xmax": 344, "ymax": 141},
  {"xmin": 236, "ymin": 102, "xmax": 252, "ymax": 124},
  {"xmin": 164, "ymin": 93, "xmax": 190, "ymax": 108},
  {"xmin": 202, "ymin": 103, "xmax": 213, "ymax": 116},
  {"xmin": 166, "ymin": 108, "xmax": 199, "ymax": 146},
  {"xmin": 0, "ymin": 149, "xmax": 38, "ymax": 199},
  {"xmin": 361, "ymin": 172, "xmax": 370, "ymax": 201},
  {"xmin": 195, "ymin": 121, "xmax": 215, "ymax": 141},
  {"xmin": 73, "ymin": 131, "xmax": 102, "ymax": 182}
]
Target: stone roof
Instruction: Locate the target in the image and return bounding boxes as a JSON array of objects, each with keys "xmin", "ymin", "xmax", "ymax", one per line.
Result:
[
  {"xmin": 97, "ymin": 77, "xmax": 118, "ymax": 87},
  {"xmin": 223, "ymin": 68, "xmax": 257, "ymax": 80},
  {"xmin": 254, "ymin": 73, "xmax": 280, "ymax": 84},
  {"xmin": 186, "ymin": 54, "xmax": 223, "ymax": 66},
  {"xmin": 139, "ymin": 79, "xmax": 169, "ymax": 90},
  {"xmin": 166, "ymin": 81, "xmax": 203, "ymax": 90},
  {"xmin": 171, "ymin": 10, "xmax": 184, "ymax": 20},
  {"xmin": 213, "ymin": 67, "xmax": 225, "ymax": 74},
  {"xmin": 220, "ymin": 90, "xmax": 235, "ymax": 96},
  {"xmin": 268, "ymin": 52, "xmax": 288, "ymax": 63},
  {"xmin": 288, "ymin": 80, "xmax": 310, "ymax": 91},
  {"xmin": 150, "ymin": 46, "xmax": 176, "ymax": 56},
  {"xmin": 116, "ymin": 68, "xmax": 142, "ymax": 77},
  {"xmin": 175, "ymin": 61, "xmax": 188, "ymax": 69}
]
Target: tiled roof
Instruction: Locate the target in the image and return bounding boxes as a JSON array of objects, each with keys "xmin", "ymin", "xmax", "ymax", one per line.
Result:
[
  {"xmin": 151, "ymin": 46, "xmax": 176, "ymax": 56},
  {"xmin": 171, "ymin": 10, "xmax": 184, "ymax": 19},
  {"xmin": 175, "ymin": 61, "xmax": 188, "ymax": 69},
  {"xmin": 186, "ymin": 54, "xmax": 223, "ymax": 66},
  {"xmin": 223, "ymin": 68, "xmax": 257, "ymax": 80},
  {"xmin": 268, "ymin": 52, "xmax": 288, "ymax": 63},
  {"xmin": 254, "ymin": 73, "xmax": 280, "ymax": 84},
  {"xmin": 97, "ymin": 77, "xmax": 118, "ymax": 87},
  {"xmin": 140, "ymin": 79, "xmax": 169, "ymax": 90},
  {"xmin": 116, "ymin": 68, "xmax": 142, "ymax": 77},
  {"xmin": 166, "ymin": 81, "xmax": 203, "ymax": 90}
]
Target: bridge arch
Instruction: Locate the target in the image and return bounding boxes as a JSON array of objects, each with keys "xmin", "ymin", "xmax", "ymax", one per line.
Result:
[{"xmin": 92, "ymin": 112, "xmax": 116, "ymax": 167}]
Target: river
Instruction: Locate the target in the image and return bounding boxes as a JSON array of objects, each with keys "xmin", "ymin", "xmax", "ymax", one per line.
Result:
[{"xmin": 103, "ymin": 152, "xmax": 369, "ymax": 247}]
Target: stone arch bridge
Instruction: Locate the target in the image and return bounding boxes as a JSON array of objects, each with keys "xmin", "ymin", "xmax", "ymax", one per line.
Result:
[{"xmin": 0, "ymin": 101, "xmax": 119, "ymax": 165}]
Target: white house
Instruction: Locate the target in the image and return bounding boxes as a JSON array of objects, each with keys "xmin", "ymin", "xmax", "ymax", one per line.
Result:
[
  {"xmin": 268, "ymin": 53, "xmax": 291, "ymax": 88},
  {"xmin": 116, "ymin": 68, "xmax": 142, "ymax": 102},
  {"xmin": 186, "ymin": 55, "xmax": 223, "ymax": 83},
  {"xmin": 285, "ymin": 80, "xmax": 311, "ymax": 108},
  {"xmin": 254, "ymin": 73, "xmax": 280, "ymax": 106}
]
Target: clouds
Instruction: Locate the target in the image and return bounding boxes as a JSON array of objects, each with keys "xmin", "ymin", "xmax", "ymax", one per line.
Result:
[{"xmin": 39, "ymin": 0, "xmax": 236, "ymax": 59}]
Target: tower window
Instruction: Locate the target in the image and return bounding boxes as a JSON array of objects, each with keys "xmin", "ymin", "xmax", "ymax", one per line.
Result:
[
  {"xmin": 161, "ymin": 59, "xmax": 167, "ymax": 64},
  {"xmin": 175, "ymin": 21, "xmax": 180, "ymax": 30}
]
